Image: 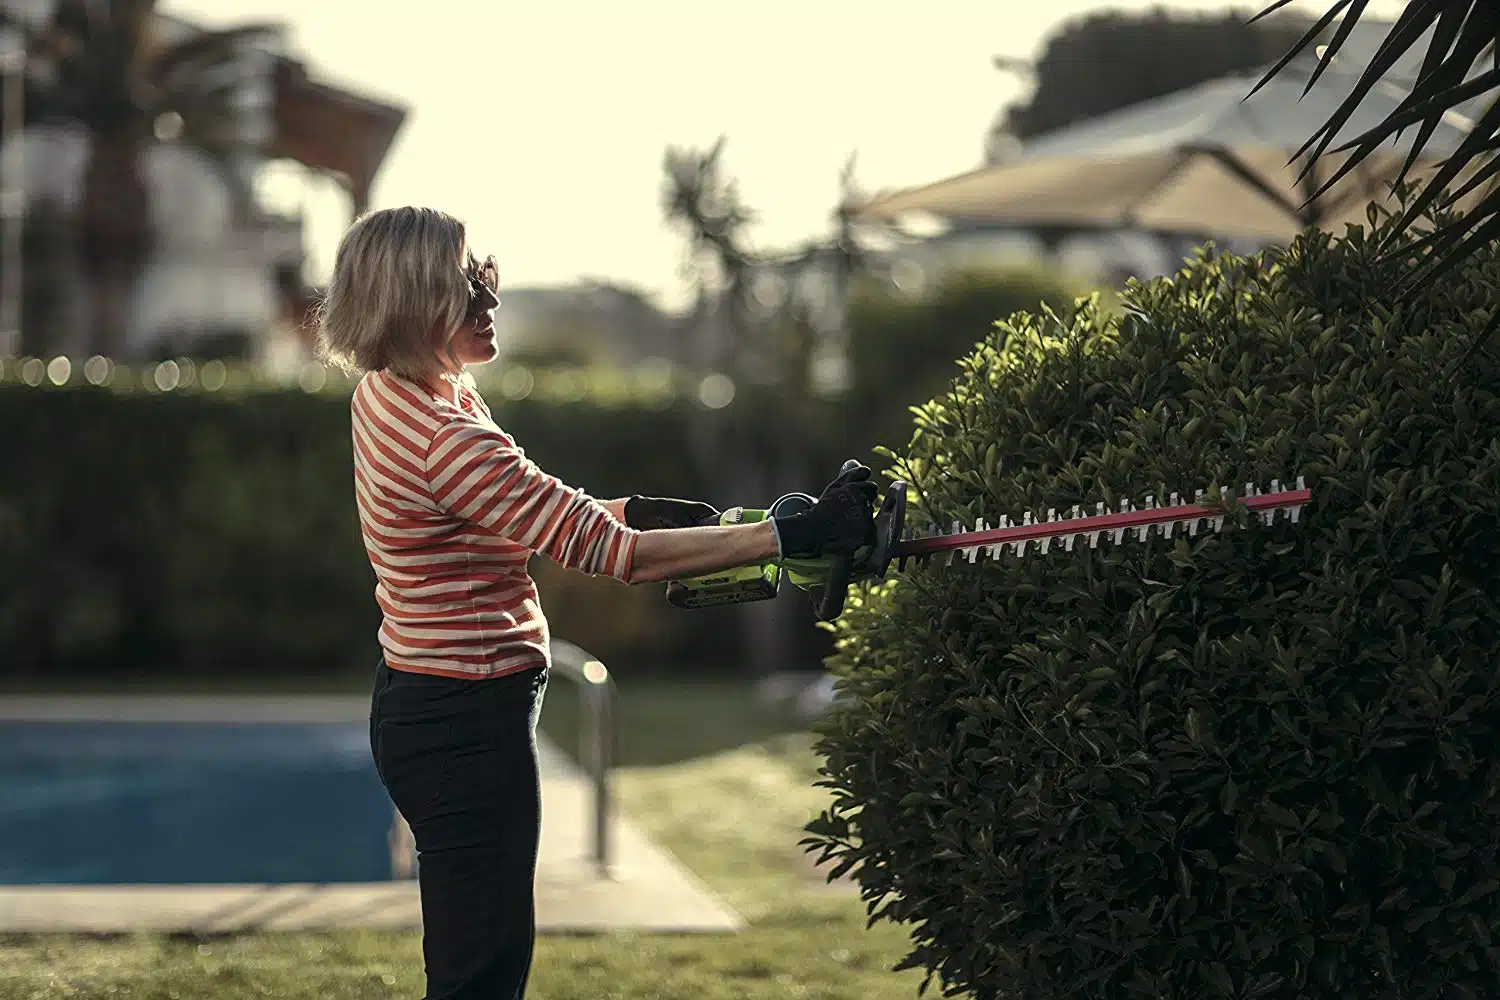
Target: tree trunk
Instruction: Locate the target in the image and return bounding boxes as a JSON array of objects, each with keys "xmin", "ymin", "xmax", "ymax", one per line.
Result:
[
  {"xmin": 20, "ymin": 197, "xmax": 73, "ymax": 358},
  {"xmin": 75, "ymin": 133, "xmax": 152, "ymax": 359}
]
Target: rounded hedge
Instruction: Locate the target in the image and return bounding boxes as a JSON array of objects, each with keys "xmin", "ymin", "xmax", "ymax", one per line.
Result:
[{"xmin": 804, "ymin": 204, "xmax": 1500, "ymax": 1000}]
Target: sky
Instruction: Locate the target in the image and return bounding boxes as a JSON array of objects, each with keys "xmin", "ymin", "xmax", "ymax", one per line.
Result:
[{"xmin": 166, "ymin": 0, "xmax": 1408, "ymax": 312}]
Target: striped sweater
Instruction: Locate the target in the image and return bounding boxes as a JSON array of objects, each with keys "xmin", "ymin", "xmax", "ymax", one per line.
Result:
[{"xmin": 349, "ymin": 369, "xmax": 640, "ymax": 678}]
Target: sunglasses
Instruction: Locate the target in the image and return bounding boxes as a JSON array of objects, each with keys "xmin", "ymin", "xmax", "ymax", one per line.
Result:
[{"xmin": 465, "ymin": 252, "xmax": 500, "ymax": 324}]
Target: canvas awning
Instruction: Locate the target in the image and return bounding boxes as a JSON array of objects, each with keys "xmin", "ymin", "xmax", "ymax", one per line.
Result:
[
  {"xmin": 858, "ymin": 58, "xmax": 1473, "ymax": 240},
  {"xmin": 269, "ymin": 58, "xmax": 407, "ymax": 214}
]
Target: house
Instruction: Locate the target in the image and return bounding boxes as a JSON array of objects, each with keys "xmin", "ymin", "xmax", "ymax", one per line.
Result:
[{"xmin": 0, "ymin": 4, "xmax": 406, "ymax": 363}]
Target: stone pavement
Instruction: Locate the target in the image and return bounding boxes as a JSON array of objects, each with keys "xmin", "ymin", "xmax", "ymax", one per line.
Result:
[{"xmin": 0, "ymin": 696, "xmax": 742, "ymax": 935}]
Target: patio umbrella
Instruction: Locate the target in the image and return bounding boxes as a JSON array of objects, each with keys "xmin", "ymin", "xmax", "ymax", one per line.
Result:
[{"xmin": 857, "ymin": 61, "xmax": 1475, "ymax": 241}]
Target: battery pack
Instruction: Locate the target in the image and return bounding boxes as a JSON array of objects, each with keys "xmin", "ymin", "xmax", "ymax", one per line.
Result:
[{"xmin": 665, "ymin": 565, "xmax": 781, "ymax": 609}]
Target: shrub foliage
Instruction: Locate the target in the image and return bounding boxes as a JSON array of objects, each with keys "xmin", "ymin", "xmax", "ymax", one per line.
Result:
[{"xmin": 804, "ymin": 205, "xmax": 1500, "ymax": 1000}]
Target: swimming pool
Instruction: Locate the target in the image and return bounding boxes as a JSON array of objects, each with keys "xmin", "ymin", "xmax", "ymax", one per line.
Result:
[{"xmin": 0, "ymin": 699, "xmax": 400, "ymax": 885}]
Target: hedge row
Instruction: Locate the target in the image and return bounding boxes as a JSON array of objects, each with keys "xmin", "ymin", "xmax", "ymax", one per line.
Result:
[
  {"xmin": 0, "ymin": 386, "xmax": 735, "ymax": 680},
  {"xmin": 0, "ymin": 265, "xmax": 1087, "ymax": 681}
]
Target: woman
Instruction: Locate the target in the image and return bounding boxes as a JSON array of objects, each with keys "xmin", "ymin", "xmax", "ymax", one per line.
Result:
[{"xmin": 314, "ymin": 205, "xmax": 876, "ymax": 1000}]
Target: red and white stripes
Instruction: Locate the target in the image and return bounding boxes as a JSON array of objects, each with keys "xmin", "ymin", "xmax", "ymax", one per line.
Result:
[{"xmin": 350, "ymin": 370, "xmax": 639, "ymax": 679}]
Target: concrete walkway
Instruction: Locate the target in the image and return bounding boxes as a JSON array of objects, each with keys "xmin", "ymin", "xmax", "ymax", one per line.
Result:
[{"xmin": 0, "ymin": 696, "xmax": 742, "ymax": 935}]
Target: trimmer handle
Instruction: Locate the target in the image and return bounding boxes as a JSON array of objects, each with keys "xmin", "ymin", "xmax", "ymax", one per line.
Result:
[
  {"xmin": 810, "ymin": 460, "xmax": 861, "ymax": 621},
  {"xmin": 815, "ymin": 465, "xmax": 908, "ymax": 623},
  {"xmin": 816, "ymin": 550, "xmax": 856, "ymax": 621}
]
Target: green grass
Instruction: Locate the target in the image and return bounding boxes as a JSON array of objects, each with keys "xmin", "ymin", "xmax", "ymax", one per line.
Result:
[
  {"xmin": 540, "ymin": 674, "xmax": 811, "ymax": 767},
  {"xmin": 0, "ymin": 677, "xmax": 930, "ymax": 1000}
]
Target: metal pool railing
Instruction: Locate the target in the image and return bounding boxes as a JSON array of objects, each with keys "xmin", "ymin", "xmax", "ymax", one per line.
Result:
[
  {"xmin": 547, "ymin": 637, "xmax": 618, "ymax": 878},
  {"xmin": 388, "ymin": 638, "xmax": 618, "ymax": 880}
]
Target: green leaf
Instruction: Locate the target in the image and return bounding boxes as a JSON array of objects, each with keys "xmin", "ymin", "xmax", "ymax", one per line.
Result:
[{"xmin": 1221, "ymin": 777, "xmax": 1240, "ymax": 814}]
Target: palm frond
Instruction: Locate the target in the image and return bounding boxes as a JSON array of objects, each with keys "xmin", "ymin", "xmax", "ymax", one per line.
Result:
[
  {"xmin": 1288, "ymin": 1, "xmax": 1452, "ymax": 166},
  {"xmin": 1441, "ymin": 303, "xmax": 1500, "ymax": 381},
  {"xmin": 1256, "ymin": 0, "xmax": 1500, "ymax": 316},
  {"xmin": 1369, "ymin": 95, "xmax": 1500, "ymax": 253},
  {"xmin": 1246, "ymin": 0, "xmax": 1361, "ymax": 99},
  {"xmin": 1384, "ymin": 4, "xmax": 1477, "ymax": 186},
  {"xmin": 1299, "ymin": 79, "xmax": 1499, "ymax": 235}
]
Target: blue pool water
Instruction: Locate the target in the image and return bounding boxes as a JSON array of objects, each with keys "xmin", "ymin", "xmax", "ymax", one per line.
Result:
[{"xmin": 0, "ymin": 720, "xmax": 397, "ymax": 884}]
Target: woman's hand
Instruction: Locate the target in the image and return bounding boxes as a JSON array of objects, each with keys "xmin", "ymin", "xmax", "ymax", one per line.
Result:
[
  {"xmin": 626, "ymin": 480, "xmax": 878, "ymax": 583},
  {"xmin": 771, "ymin": 477, "xmax": 879, "ymax": 558},
  {"xmin": 624, "ymin": 496, "xmax": 721, "ymax": 530},
  {"xmin": 624, "ymin": 465, "xmax": 878, "ymax": 584}
]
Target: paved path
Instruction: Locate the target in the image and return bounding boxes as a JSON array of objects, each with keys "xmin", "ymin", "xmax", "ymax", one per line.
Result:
[{"xmin": 0, "ymin": 696, "xmax": 742, "ymax": 935}]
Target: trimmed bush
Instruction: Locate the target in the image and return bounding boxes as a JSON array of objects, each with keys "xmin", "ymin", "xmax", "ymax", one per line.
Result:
[{"xmin": 804, "ymin": 207, "xmax": 1500, "ymax": 1000}]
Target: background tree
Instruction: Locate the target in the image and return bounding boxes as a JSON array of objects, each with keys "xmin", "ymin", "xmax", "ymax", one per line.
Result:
[
  {"xmin": 988, "ymin": 7, "xmax": 1317, "ymax": 160},
  {"xmin": 1, "ymin": 0, "xmax": 278, "ymax": 358},
  {"xmin": 660, "ymin": 137, "xmax": 820, "ymax": 675},
  {"xmin": 18, "ymin": 196, "xmax": 72, "ymax": 358}
]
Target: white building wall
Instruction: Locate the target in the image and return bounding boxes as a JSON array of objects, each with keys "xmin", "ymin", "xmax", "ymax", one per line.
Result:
[
  {"xmin": 1, "ymin": 120, "xmax": 298, "ymax": 359},
  {"xmin": 0, "ymin": 5, "xmax": 300, "ymax": 361}
]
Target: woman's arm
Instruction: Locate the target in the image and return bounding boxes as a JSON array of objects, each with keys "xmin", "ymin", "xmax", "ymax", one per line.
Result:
[
  {"xmin": 623, "ymin": 471, "xmax": 879, "ymax": 584},
  {"xmin": 627, "ymin": 520, "xmax": 780, "ymax": 584},
  {"xmin": 426, "ymin": 422, "xmax": 639, "ymax": 581}
]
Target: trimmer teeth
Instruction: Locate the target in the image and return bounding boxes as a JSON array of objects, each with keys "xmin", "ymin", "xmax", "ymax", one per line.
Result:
[{"xmin": 897, "ymin": 475, "xmax": 1310, "ymax": 567}]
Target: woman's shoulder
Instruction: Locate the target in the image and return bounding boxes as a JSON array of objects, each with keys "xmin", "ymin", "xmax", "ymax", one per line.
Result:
[
  {"xmin": 353, "ymin": 370, "xmax": 448, "ymax": 433},
  {"xmin": 433, "ymin": 404, "xmax": 513, "ymax": 448}
]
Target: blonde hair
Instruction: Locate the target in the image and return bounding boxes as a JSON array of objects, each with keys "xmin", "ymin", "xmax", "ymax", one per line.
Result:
[{"xmin": 315, "ymin": 206, "xmax": 471, "ymax": 380}]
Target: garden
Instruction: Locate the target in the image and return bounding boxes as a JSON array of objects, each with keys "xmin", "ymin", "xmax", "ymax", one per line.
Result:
[{"xmin": 2, "ymin": 200, "xmax": 1497, "ymax": 999}]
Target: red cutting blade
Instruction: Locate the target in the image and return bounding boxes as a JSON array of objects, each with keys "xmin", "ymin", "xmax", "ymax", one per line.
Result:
[{"xmin": 896, "ymin": 481, "xmax": 1312, "ymax": 560}]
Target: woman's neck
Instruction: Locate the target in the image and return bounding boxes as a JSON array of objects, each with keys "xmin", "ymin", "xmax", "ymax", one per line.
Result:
[{"xmin": 414, "ymin": 368, "xmax": 463, "ymax": 406}]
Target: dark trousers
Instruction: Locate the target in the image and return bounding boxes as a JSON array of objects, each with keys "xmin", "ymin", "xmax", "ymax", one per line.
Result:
[{"xmin": 369, "ymin": 657, "xmax": 549, "ymax": 1000}]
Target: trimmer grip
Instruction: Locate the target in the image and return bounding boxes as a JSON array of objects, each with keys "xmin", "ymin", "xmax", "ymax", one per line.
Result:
[
  {"xmin": 816, "ymin": 550, "xmax": 854, "ymax": 621},
  {"xmin": 813, "ymin": 459, "xmax": 869, "ymax": 621}
]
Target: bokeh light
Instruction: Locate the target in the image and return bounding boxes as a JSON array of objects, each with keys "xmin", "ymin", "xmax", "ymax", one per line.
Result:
[
  {"xmin": 697, "ymin": 373, "xmax": 736, "ymax": 409},
  {"xmin": 46, "ymin": 357, "xmax": 71, "ymax": 386},
  {"xmin": 0, "ymin": 355, "xmax": 714, "ymax": 407},
  {"xmin": 83, "ymin": 356, "xmax": 113, "ymax": 386},
  {"xmin": 153, "ymin": 361, "xmax": 181, "ymax": 392},
  {"xmin": 298, "ymin": 363, "xmax": 328, "ymax": 393},
  {"xmin": 551, "ymin": 369, "xmax": 588, "ymax": 404},
  {"xmin": 199, "ymin": 360, "xmax": 227, "ymax": 392},
  {"xmin": 500, "ymin": 366, "xmax": 534, "ymax": 401}
]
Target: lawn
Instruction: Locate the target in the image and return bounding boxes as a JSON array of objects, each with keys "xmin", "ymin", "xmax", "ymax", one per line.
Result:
[{"xmin": 0, "ymin": 676, "xmax": 931, "ymax": 1000}]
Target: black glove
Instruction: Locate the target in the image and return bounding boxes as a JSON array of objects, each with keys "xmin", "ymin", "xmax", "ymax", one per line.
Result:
[
  {"xmin": 623, "ymin": 495, "xmax": 721, "ymax": 530},
  {"xmin": 773, "ymin": 478, "xmax": 878, "ymax": 558},
  {"xmin": 819, "ymin": 462, "xmax": 872, "ymax": 498}
]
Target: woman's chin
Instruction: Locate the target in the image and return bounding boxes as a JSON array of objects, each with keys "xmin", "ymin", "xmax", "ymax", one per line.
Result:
[{"xmin": 461, "ymin": 341, "xmax": 500, "ymax": 366}]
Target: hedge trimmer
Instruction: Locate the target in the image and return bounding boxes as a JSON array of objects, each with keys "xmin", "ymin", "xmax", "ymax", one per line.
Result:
[{"xmin": 667, "ymin": 460, "xmax": 1313, "ymax": 621}]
